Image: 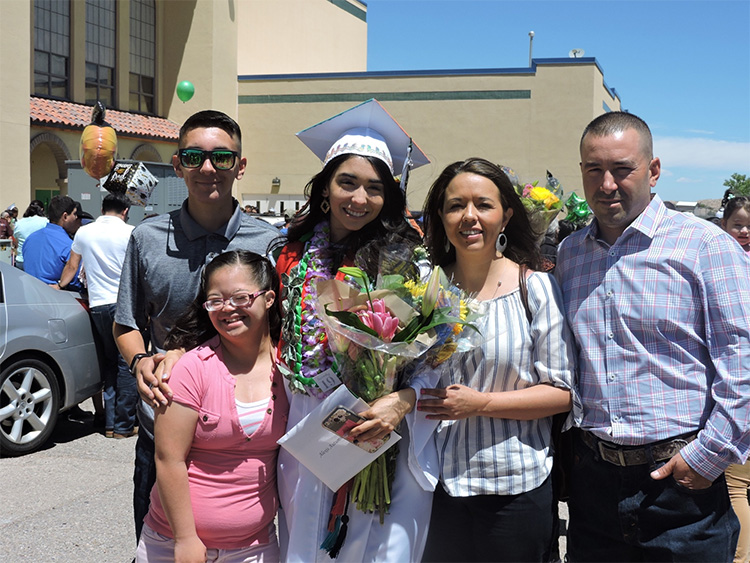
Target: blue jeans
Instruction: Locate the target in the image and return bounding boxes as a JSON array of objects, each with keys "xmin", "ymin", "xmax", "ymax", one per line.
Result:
[
  {"xmin": 567, "ymin": 429, "xmax": 739, "ymax": 562},
  {"xmin": 90, "ymin": 303, "xmax": 137, "ymax": 433},
  {"xmin": 423, "ymin": 475, "xmax": 555, "ymax": 562}
]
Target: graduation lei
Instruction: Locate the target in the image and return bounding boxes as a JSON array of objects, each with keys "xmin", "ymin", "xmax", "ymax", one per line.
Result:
[{"xmin": 279, "ymin": 222, "xmax": 348, "ymax": 397}]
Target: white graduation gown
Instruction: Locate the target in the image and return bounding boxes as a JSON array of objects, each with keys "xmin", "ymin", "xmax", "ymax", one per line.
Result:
[{"xmin": 278, "ymin": 370, "xmax": 440, "ymax": 563}]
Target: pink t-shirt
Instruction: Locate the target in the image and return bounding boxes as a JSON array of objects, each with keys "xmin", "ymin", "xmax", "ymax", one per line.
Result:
[{"xmin": 144, "ymin": 336, "xmax": 289, "ymax": 549}]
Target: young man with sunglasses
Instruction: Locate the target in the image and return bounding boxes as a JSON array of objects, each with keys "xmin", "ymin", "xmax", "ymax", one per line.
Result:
[{"xmin": 114, "ymin": 110, "xmax": 279, "ymax": 542}]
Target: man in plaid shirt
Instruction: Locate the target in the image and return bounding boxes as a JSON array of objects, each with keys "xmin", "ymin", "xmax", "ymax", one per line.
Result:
[{"xmin": 556, "ymin": 111, "xmax": 750, "ymax": 561}]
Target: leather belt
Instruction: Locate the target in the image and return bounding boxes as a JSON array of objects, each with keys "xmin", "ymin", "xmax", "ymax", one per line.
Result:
[{"xmin": 580, "ymin": 430, "xmax": 697, "ymax": 467}]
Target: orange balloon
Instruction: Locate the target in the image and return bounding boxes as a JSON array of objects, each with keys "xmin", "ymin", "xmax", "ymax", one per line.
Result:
[{"xmin": 79, "ymin": 101, "xmax": 118, "ymax": 180}]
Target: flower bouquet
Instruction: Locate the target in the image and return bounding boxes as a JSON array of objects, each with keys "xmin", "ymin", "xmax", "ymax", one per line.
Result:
[
  {"xmin": 314, "ymin": 264, "xmax": 479, "ymax": 524},
  {"xmin": 504, "ymin": 167, "xmax": 564, "ymax": 236}
]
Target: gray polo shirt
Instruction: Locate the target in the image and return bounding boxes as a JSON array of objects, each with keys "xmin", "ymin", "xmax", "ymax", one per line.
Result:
[{"xmin": 115, "ymin": 199, "xmax": 279, "ymax": 437}]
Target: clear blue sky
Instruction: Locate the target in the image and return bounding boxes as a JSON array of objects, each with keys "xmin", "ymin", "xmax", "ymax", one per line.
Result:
[{"xmin": 366, "ymin": 0, "xmax": 750, "ymax": 202}]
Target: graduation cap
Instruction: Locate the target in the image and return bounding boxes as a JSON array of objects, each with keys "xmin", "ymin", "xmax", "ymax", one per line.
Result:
[{"xmin": 296, "ymin": 99, "xmax": 429, "ymax": 186}]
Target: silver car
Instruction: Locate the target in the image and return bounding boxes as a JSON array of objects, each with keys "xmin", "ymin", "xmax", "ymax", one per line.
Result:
[{"xmin": 0, "ymin": 261, "xmax": 101, "ymax": 456}]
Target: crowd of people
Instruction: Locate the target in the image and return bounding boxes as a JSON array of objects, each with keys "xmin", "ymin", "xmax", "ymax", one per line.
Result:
[{"xmin": 8, "ymin": 103, "xmax": 750, "ymax": 563}]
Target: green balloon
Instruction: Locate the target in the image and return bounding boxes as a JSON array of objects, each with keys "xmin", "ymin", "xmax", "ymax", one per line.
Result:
[
  {"xmin": 565, "ymin": 192, "xmax": 586, "ymax": 207},
  {"xmin": 564, "ymin": 192, "xmax": 592, "ymax": 225},
  {"xmin": 176, "ymin": 81, "xmax": 195, "ymax": 102}
]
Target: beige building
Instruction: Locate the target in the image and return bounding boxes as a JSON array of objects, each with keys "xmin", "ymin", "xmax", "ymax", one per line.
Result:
[
  {"xmin": 237, "ymin": 60, "xmax": 620, "ymax": 212},
  {"xmin": 0, "ymin": 0, "xmax": 366, "ymax": 213},
  {"xmin": 1, "ymin": 0, "xmax": 618, "ymax": 216}
]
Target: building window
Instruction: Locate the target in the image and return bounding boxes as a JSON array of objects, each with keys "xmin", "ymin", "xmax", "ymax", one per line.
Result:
[
  {"xmin": 34, "ymin": 0, "xmax": 70, "ymax": 99},
  {"xmin": 85, "ymin": 0, "xmax": 116, "ymax": 107},
  {"xmin": 130, "ymin": 0, "xmax": 156, "ymax": 114}
]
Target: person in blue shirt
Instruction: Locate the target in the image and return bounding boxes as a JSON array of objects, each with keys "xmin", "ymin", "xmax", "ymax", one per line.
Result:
[{"xmin": 23, "ymin": 195, "xmax": 83, "ymax": 291}]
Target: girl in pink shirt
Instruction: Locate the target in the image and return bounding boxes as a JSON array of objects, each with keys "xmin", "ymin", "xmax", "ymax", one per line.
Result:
[{"xmin": 136, "ymin": 251, "xmax": 288, "ymax": 563}]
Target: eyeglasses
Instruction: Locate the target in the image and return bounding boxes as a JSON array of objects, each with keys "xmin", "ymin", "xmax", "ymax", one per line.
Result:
[
  {"xmin": 203, "ymin": 290, "xmax": 268, "ymax": 312},
  {"xmin": 178, "ymin": 149, "xmax": 239, "ymax": 171}
]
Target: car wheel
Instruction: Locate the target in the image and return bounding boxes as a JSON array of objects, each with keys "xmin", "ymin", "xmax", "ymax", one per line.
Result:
[{"xmin": 0, "ymin": 359, "xmax": 60, "ymax": 456}]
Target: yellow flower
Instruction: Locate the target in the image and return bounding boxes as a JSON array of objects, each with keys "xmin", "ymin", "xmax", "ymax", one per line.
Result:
[
  {"xmin": 433, "ymin": 341, "xmax": 457, "ymax": 364},
  {"xmin": 459, "ymin": 300, "xmax": 469, "ymax": 321},
  {"xmin": 404, "ymin": 279, "xmax": 427, "ymax": 299},
  {"xmin": 543, "ymin": 193, "xmax": 560, "ymax": 209},
  {"xmin": 530, "ymin": 186, "xmax": 554, "ymax": 202},
  {"xmin": 451, "ymin": 300, "xmax": 471, "ymax": 335}
]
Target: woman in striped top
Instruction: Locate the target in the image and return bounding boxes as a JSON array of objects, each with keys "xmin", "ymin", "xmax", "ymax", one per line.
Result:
[
  {"xmin": 418, "ymin": 158, "xmax": 576, "ymax": 562},
  {"xmin": 136, "ymin": 251, "xmax": 289, "ymax": 563}
]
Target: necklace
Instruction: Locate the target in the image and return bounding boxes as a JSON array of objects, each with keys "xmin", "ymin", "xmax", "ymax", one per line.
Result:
[
  {"xmin": 491, "ymin": 279, "xmax": 503, "ymax": 299},
  {"xmin": 279, "ymin": 222, "xmax": 342, "ymax": 397},
  {"xmin": 452, "ymin": 256, "xmax": 506, "ymax": 300}
]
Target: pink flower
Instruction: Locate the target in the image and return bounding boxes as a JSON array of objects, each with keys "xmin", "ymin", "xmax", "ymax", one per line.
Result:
[
  {"xmin": 522, "ymin": 184, "xmax": 533, "ymax": 197},
  {"xmin": 357, "ymin": 299, "xmax": 400, "ymax": 342}
]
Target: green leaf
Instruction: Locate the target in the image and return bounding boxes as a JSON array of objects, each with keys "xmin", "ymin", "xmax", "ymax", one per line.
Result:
[
  {"xmin": 391, "ymin": 312, "xmax": 431, "ymax": 342},
  {"xmin": 324, "ymin": 305, "xmax": 378, "ymax": 337},
  {"xmin": 390, "ymin": 307, "xmax": 481, "ymax": 343},
  {"xmin": 723, "ymin": 173, "xmax": 750, "ymax": 197},
  {"xmin": 338, "ymin": 266, "xmax": 370, "ymax": 290},
  {"xmin": 428, "ymin": 310, "xmax": 481, "ymax": 334}
]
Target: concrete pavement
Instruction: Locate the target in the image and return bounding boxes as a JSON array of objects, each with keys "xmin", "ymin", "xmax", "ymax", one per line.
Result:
[
  {"xmin": 1, "ymin": 398, "xmax": 569, "ymax": 562},
  {"xmin": 0, "ymin": 399, "xmax": 136, "ymax": 562}
]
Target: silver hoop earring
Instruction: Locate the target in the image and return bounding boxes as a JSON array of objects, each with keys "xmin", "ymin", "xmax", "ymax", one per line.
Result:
[
  {"xmin": 444, "ymin": 237, "xmax": 451, "ymax": 252},
  {"xmin": 320, "ymin": 199, "xmax": 330, "ymax": 214},
  {"xmin": 495, "ymin": 232, "xmax": 507, "ymax": 254}
]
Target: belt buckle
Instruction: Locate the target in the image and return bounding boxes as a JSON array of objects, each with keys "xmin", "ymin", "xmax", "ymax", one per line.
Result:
[
  {"xmin": 671, "ymin": 439, "xmax": 688, "ymax": 452},
  {"xmin": 598, "ymin": 440, "xmax": 627, "ymax": 466},
  {"xmin": 655, "ymin": 439, "xmax": 687, "ymax": 462}
]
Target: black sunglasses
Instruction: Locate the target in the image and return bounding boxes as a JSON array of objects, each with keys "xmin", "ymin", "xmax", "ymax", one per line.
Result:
[{"xmin": 178, "ymin": 149, "xmax": 239, "ymax": 171}]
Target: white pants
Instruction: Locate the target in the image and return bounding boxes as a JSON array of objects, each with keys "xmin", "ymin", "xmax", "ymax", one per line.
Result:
[{"xmin": 136, "ymin": 523, "xmax": 280, "ymax": 563}]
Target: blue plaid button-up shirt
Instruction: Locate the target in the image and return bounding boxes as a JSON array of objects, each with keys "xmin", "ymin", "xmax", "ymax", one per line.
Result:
[{"xmin": 556, "ymin": 195, "xmax": 750, "ymax": 480}]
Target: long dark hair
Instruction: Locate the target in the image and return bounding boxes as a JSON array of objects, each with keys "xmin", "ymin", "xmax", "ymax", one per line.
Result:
[
  {"xmin": 23, "ymin": 200, "xmax": 45, "ymax": 218},
  {"xmin": 423, "ymin": 157, "xmax": 542, "ymax": 270},
  {"xmin": 271, "ymin": 153, "xmax": 422, "ymax": 279},
  {"xmin": 164, "ymin": 251, "xmax": 282, "ymax": 351}
]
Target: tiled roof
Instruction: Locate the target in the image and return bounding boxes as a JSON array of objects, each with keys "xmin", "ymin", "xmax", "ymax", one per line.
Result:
[{"xmin": 30, "ymin": 96, "xmax": 179, "ymax": 141}]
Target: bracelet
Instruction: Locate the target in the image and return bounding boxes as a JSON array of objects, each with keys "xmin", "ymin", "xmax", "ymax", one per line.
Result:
[{"xmin": 129, "ymin": 352, "xmax": 151, "ymax": 376}]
